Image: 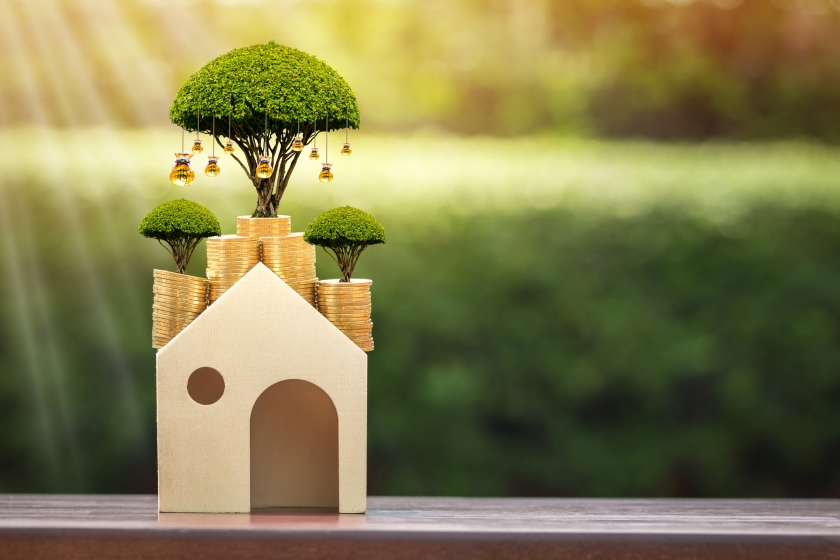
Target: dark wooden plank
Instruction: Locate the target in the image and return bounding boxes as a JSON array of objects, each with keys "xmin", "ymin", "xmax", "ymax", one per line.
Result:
[{"xmin": 0, "ymin": 495, "xmax": 838, "ymax": 559}]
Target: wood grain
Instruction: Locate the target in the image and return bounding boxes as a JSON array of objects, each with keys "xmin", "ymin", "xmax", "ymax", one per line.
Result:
[
  {"xmin": 156, "ymin": 263, "xmax": 367, "ymax": 514},
  {"xmin": 0, "ymin": 495, "xmax": 838, "ymax": 559}
]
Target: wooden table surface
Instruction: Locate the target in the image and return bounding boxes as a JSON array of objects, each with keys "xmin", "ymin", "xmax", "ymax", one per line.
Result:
[{"xmin": 0, "ymin": 494, "xmax": 838, "ymax": 559}]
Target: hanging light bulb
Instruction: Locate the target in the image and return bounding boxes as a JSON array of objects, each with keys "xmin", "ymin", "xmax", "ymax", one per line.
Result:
[
  {"xmin": 205, "ymin": 156, "xmax": 221, "ymax": 177},
  {"xmin": 341, "ymin": 115, "xmax": 352, "ymax": 156},
  {"xmin": 170, "ymin": 153, "xmax": 195, "ymax": 187},
  {"xmin": 225, "ymin": 102, "xmax": 235, "ymax": 154},
  {"xmin": 319, "ymin": 114, "xmax": 332, "ymax": 182},
  {"xmin": 256, "ymin": 155, "xmax": 273, "ymax": 179},
  {"xmin": 292, "ymin": 134, "xmax": 304, "ymax": 151},
  {"xmin": 319, "ymin": 163, "xmax": 333, "ymax": 183},
  {"xmin": 192, "ymin": 109, "xmax": 203, "ymax": 155},
  {"xmin": 292, "ymin": 120, "xmax": 304, "ymax": 151},
  {"xmin": 309, "ymin": 117, "xmax": 319, "ymax": 160}
]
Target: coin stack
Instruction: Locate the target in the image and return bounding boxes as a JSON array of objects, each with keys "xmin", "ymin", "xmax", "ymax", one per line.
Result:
[
  {"xmin": 260, "ymin": 233, "xmax": 317, "ymax": 306},
  {"xmin": 316, "ymin": 279, "xmax": 374, "ymax": 352},
  {"xmin": 236, "ymin": 215, "xmax": 291, "ymax": 239},
  {"xmin": 206, "ymin": 235, "xmax": 261, "ymax": 303},
  {"xmin": 152, "ymin": 270, "xmax": 208, "ymax": 349}
]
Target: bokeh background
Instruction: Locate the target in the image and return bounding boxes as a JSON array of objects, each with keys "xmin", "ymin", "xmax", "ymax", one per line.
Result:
[{"xmin": 2, "ymin": 0, "xmax": 840, "ymax": 498}]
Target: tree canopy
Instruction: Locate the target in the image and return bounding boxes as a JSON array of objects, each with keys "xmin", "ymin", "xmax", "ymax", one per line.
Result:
[
  {"xmin": 139, "ymin": 199, "xmax": 221, "ymax": 274},
  {"xmin": 304, "ymin": 206, "xmax": 385, "ymax": 282},
  {"xmin": 304, "ymin": 206, "xmax": 386, "ymax": 247},
  {"xmin": 169, "ymin": 41, "xmax": 360, "ymax": 137},
  {"xmin": 139, "ymin": 199, "xmax": 221, "ymax": 240}
]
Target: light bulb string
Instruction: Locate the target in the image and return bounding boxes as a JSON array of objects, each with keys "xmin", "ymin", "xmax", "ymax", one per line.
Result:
[
  {"xmin": 212, "ymin": 114, "xmax": 215, "ymax": 157},
  {"xmin": 181, "ymin": 126, "xmax": 184, "ymax": 153},
  {"xmin": 196, "ymin": 109, "xmax": 200, "ymax": 141},
  {"xmin": 314, "ymin": 116, "xmax": 317, "ymax": 149},
  {"xmin": 264, "ymin": 111, "xmax": 268, "ymax": 155},
  {"xmin": 346, "ymin": 115, "xmax": 348, "ymax": 143},
  {"xmin": 325, "ymin": 114, "xmax": 329, "ymax": 164}
]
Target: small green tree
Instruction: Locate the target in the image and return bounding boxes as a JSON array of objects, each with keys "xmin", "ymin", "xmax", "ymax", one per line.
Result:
[
  {"xmin": 139, "ymin": 199, "xmax": 221, "ymax": 274},
  {"xmin": 304, "ymin": 207, "xmax": 386, "ymax": 282},
  {"xmin": 169, "ymin": 42, "xmax": 360, "ymax": 218}
]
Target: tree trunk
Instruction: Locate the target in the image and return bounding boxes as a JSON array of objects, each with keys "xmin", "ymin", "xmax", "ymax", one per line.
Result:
[{"xmin": 252, "ymin": 178, "xmax": 277, "ymax": 218}]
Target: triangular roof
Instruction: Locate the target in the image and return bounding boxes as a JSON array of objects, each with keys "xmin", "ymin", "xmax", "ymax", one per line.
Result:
[{"xmin": 158, "ymin": 263, "xmax": 366, "ymax": 360}]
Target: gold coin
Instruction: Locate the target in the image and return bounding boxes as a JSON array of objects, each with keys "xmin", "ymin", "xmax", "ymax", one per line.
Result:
[
  {"xmin": 207, "ymin": 266, "xmax": 256, "ymax": 274},
  {"xmin": 153, "ymin": 281, "xmax": 206, "ymax": 292},
  {"xmin": 317, "ymin": 297, "xmax": 371, "ymax": 303},
  {"xmin": 153, "ymin": 308, "xmax": 202, "ymax": 320},
  {"xmin": 154, "ymin": 296, "xmax": 207, "ymax": 310},
  {"xmin": 332, "ymin": 322, "xmax": 374, "ymax": 329},
  {"xmin": 152, "ymin": 276, "xmax": 206, "ymax": 286},
  {"xmin": 262, "ymin": 252, "xmax": 311, "ymax": 257},
  {"xmin": 153, "ymin": 299, "xmax": 206, "ymax": 310},
  {"xmin": 153, "ymin": 287, "xmax": 207, "ymax": 298},
  {"xmin": 207, "ymin": 256, "xmax": 259, "ymax": 261},
  {"xmin": 328, "ymin": 319, "xmax": 373, "ymax": 327},
  {"xmin": 317, "ymin": 293, "xmax": 370, "ymax": 299},
  {"xmin": 207, "ymin": 234, "xmax": 258, "ymax": 241},
  {"xmin": 261, "ymin": 253, "xmax": 314, "ymax": 259},
  {"xmin": 318, "ymin": 279, "xmax": 372, "ymax": 286},
  {"xmin": 324, "ymin": 312, "xmax": 371, "ymax": 319}
]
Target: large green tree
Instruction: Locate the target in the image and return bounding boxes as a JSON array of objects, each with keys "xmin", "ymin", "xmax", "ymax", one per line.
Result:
[{"xmin": 170, "ymin": 42, "xmax": 360, "ymax": 218}]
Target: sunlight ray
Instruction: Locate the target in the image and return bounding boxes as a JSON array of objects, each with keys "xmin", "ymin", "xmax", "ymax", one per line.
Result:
[
  {"xmin": 26, "ymin": 0, "xmax": 147, "ymax": 325},
  {"xmin": 0, "ymin": 2, "xmax": 62, "ymax": 486},
  {"xmin": 8, "ymin": 1, "xmax": 145, "ymax": 447},
  {"xmin": 0, "ymin": 189, "xmax": 61, "ymax": 488},
  {"xmin": 73, "ymin": 0, "xmax": 159, "ymax": 124}
]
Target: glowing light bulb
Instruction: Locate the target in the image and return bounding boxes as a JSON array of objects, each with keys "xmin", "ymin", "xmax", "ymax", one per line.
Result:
[
  {"xmin": 256, "ymin": 155, "xmax": 273, "ymax": 179},
  {"xmin": 292, "ymin": 134, "xmax": 304, "ymax": 152},
  {"xmin": 205, "ymin": 156, "xmax": 221, "ymax": 177},
  {"xmin": 341, "ymin": 142, "xmax": 352, "ymax": 156},
  {"xmin": 169, "ymin": 153, "xmax": 195, "ymax": 187},
  {"xmin": 318, "ymin": 163, "xmax": 333, "ymax": 183},
  {"xmin": 224, "ymin": 141, "xmax": 235, "ymax": 154},
  {"xmin": 309, "ymin": 147, "xmax": 320, "ymax": 161},
  {"xmin": 191, "ymin": 139, "xmax": 203, "ymax": 155}
]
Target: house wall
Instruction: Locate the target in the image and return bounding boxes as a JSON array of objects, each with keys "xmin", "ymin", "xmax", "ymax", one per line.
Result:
[{"xmin": 156, "ymin": 264, "xmax": 367, "ymax": 514}]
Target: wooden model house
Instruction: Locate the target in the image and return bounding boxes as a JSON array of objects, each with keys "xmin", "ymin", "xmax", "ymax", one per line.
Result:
[{"xmin": 156, "ymin": 263, "xmax": 367, "ymax": 514}]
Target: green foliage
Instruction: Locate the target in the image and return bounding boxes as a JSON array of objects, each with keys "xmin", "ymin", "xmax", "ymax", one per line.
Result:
[
  {"xmin": 138, "ymin": 199, "xmax": 221, "ymax": 241},
  {"xmin": 365, "ymin": 206, "xmax": 840, "ymax": 498},
  {"xmin": 169, "ymin": 42, "xmax": 360, "ymax": 135},
  {"xmin": 138, "ymin": 199, "xmax": 221, "ymax": 274},
  {"xmin": 305, "ymin": 206, "xmax": 386, "ymax": 282},
  {"xmin": 4, "ymin": 138, "xmax": 840, "ymax": 498},
  {"xmin": 304, "ymin": 206, "xmax": 386, "ymax": 248}
]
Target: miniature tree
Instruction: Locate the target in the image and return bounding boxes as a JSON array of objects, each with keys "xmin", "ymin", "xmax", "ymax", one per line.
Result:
[
  {"xmin": 139, "ymin": 199, "xmax": 221, "ymax": 274},
  {"xmin": 169, "ymin": 42, "xmax": 360, "ymax": 218},
  {"xmin": 304, "ymin": 206, "xmax": 386, "ymax": 282}
]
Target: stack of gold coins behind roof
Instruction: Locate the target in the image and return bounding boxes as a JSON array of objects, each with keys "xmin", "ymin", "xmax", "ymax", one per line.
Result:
[
  {"xmin": 206, "ymin": 235, "xmax": 261, "ymax": 304},
  {"xmin": 316, "ymin": 279, "xmax": 374, "ymax": 352},
  {"xmin": 236, "ymin": 215, "xmax": 291, "ymax": 239},
  {"xmin": 260, "ymin": 233, "xmax": 317, "ymax": 307},
  {"xmin": 152, "ymin": 270, "xmax": 207, "ymax": 349}
]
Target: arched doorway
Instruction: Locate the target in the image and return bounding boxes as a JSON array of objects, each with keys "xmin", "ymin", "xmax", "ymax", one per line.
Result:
[{"xmin": 250, "ymin": 380, "xmax": 338, "ymax": 509}]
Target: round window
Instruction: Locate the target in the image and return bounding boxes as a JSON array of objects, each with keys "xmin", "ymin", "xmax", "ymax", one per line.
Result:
[{"xmin": 187, "ymin": 367, "xmax": 225, "ymax": 405}]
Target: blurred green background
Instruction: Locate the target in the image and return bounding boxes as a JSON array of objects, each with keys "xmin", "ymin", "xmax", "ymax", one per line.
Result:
[{"xmin": 2, "ymin": 0, "xmax": 840, "ymax": 498}]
